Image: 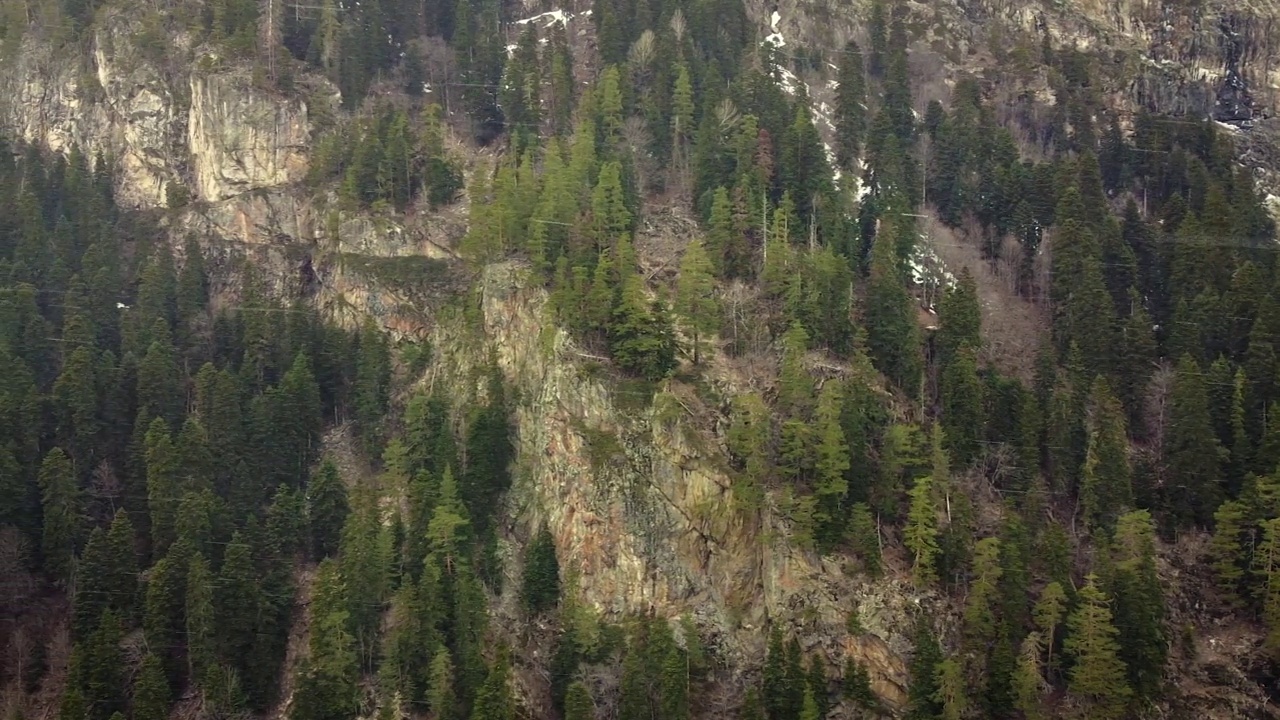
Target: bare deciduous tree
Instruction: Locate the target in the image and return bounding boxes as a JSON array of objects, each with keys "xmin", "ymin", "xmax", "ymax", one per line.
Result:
[{"xmin": 88, "ymin": 460, "xmax": 122, "ymax": 523}]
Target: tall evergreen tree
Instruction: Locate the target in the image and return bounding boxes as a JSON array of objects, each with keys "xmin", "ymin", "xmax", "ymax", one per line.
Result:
[
  {"xmin": 38, "ymin": 448, "xmax": 80, "ymax": 584},
  {"xmin": 674, "ymin": 239, "xmax": 718, "ymax": 364},
  {"xmin": 1166, "ymin": 354, "xmax": 1222, "ymax": 527},
  {"xmin": 309, "ymin": 459, "xmax": 349, "ymax": 559},
  {"xmin": 834, "ymin": 40, "xmax": 867, "ymax": 169},
  {"xmin": 521, "ymin": 526, "xmax": 560, "ymax": 615},
  {"xmin": 1065, "ymin": 574, "xmax": 1131, "ymax": 719}
]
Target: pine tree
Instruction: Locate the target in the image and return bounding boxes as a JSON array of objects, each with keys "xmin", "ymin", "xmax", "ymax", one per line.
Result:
[
  {"xmin": 762, "ymin": 627, "xmax": 795, "ymax": 720},
  {"xmin": 1209, "ymin": 499, "xmax": 1247, "ymax": 607},
  {"xmin": 1033, "ymin": 581, "xmax": 1067, "ymax": 677},
  {"xmin": 103, "ymin": 509, "xmax": 138, "ymax": 622},
  {"xmin": 1065, "ymin": 575, "xmax": 1132, "ymax": 719},
  {"xmin": 906, "ymin": 619, "xmax": 942, "ymax": 720},
  {"xmin": 1166, "ymin": 354, "xmax": 1222, "ymax": 527},
  {"xmin": 963, "ymin": 537, "xmax": 1002, "ymax": 651},
  {"xmin": 610, "ymin": 275, "xmax": 677, "ymax": 380},
  {"xmin": 1081, "ymin": 377, "xmax": 1133, "ymax": 531},
  {"xmin": 674, "ymin": 239, "xmax": 718, "ymax": 364},
  {"xmin": 1012, "ymin": 633, "xmax": 1045, "ymax": 720},
  {"xmin": 661, "ymin": 645, "xmax": 690, "ymax": 720},
  {"xmin": 470, "ymin": 648, "xmax": 515, "ymax": 720},
  {"xmin": 834, "ymin": 40, "xmax": 867, "ymax": 169},
  {"xmin": 83, "ymin": 609, "xmax": 125, "ymax": 720},
  {"xmin": 185, "ymin": 550, "xmax": 215, "ymax": 681},
  {"xmin": 521, "ymin": 526, "xmax": 560, "ymax": 615},
  {"xmin": 866, "ymin": 220, "xmax": 921, "ymax": 389},
  {"xmin": 813, "ymin": 381, "xmax": 850, "ymax": 552},
  {"xmin": 353, "ymin": 319, "xmax": 391, "ymax": 456},
  {"xmin": 216, "ymin": 533, "xmax": 260, "ymax": 681},
  {"xmin": 933, "ymin": 657, "xmax": 966, "ymax": 720},
  {"xmin": 727, "ymin": 392, "xmax": 770, "ymax": 514},
  {"xmin": 797, "ymin": 688, "xmax": 819, "ymax": 720},
  {"xmin": 842, "ymin": 655, "xmax": 875, "ymax": 708},
  {"xmin": 38, "ymin": 447, "xmax": 80, "ymax": 584},
  {"xmin": 427, "ymin": 651, "xmax": 456, "ymax": 720},
  {"xmin": 1107, "ymin": 510, "xmax": 1167, "ymax": 702},
  {"xmin": 133, "ymin": 653, "xmax": 171, "ymax": 720},
  {"xmin": 144, "ymin": 419, "xmax": 180, "ymax": 555},
  {"xmin": 937, "ymin": 267, "xmax": 981, "ymax": 362},
  {"xmin": 564, "ymin": 680, "xmax": 594, "ymax": 720},
  {"xmin": 309, "ymin": 459, "xmax": 349, "ymax": 559},
  {"xmin": 905, "ymin": 474, "xmax": 939, "ymax": 585},
  {"xmin": 940, "ymin": 347, "xmax": 983, "ymax": 467},
  {"xmin": 849, "ymin": 502, "xmax": 882, "ymax": 576}
]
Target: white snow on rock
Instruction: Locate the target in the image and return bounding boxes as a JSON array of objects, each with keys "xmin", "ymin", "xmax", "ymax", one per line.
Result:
[
  {"xmin": 515, "ymin": 9, "xmax": 572, "ymax": 26},
  {"xmin": 1265, "ymin": 193, "xmax": 1280, "ymax": 225},
  {"xmin": 764, "ymin": 10, "xmax": 785, "ymax": 47}
]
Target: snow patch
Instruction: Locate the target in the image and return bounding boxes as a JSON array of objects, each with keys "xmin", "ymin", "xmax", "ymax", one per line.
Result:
[
  {"xmin": 909, "ymin": 236, "xmax": 955, "ymax": 297},
  {"xmin": 764, "ymin": 10, "xmax": 785, "ymax": 47},
  {"xmin": 1214, "ymin": 120, "xmax": 1243, "ymax": 134},
  {"xmin": 1265, "ymin": 194, "xmax": 1280, "ymax": 224},
  {"xmin": 515, "ymin": 9, "xmax": 572, "ymax": 26}
]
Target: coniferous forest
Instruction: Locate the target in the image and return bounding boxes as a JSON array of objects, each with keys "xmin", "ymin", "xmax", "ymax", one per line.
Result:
[{"xmin": 2, "ymin": 0, "xmax": 1280, "ymax": 718}]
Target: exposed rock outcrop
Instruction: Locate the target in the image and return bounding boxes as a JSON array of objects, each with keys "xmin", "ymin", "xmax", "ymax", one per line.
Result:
[{"xmin": 429, "ymin": 263, "xmax": 920, "ymax": 710}]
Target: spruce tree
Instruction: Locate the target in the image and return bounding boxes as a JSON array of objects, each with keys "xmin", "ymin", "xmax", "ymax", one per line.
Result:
[
  {"xmin": 1065, "ymin": 575, "xmax": 1132, "ymax": 719},
  {"xmin": 1209, "ymin": 499, "xmax": 1247, "ymax": 607},
  {"xmin": 1081, "ymin": 377, "xmax": 1133, "ymax": 531},
  {"xmin": 133, "ymin": 653, "xmax": 171, "ymax": 720},
  {"xmin": 309, "ymin": 459, "xmax": 349, "ymax": 559},
  {"xmin": 470, "ymin": 648, "xmax": 515, "ymax": 720},
  {"xmin": 83, "ymin": 609, "xmax": 125, "ymax": 720},
  {"xmin": 1033, "ymin": 581, "xmax": 1067, "ymax": 677},
  {"xmin": 674, "ymin": 239, "xmax": 718, "ymax": 365},
  {"xmin": 38, "ymin": 447, "xmax": 79, "ymax": 584},
  {"xmin": 1107, "ymin": 510, "xmax": 1167, "ymax": 702},
  {"xmin": 564, "ymin": 680, "xmax": 594, "ymax": 720},
  {"xmin": 940, "ymin": 347, "xmax": 983, "ymax": 467},
  {"xmin": 427, "ymin": 651, "xmax": 456, "ymax": 720},
  {"xmin": 904, "ymin": 474, "xmax": 939, "ymax": 585},
  {"xmin": 185, "ymin": 550, "xmax": 215, "ymax": 681},
  {"xmin": 1166, "ymin": 354, "xmax": 1222, "ymax": 527},
  {"xmin": 353, "ymin": 319, "xmax": 391, "ymax": 456},
  {"xmin": 1012, "ymin": 633, "xmax": 1045, "ymax": 720},
  {"xmin": 144, "ymin": 418, "xmax": 180, "ymax": 554},
  {"xmin": 866, "ymin": 219, "xmax": 921, "ymax": 389},
  {"xmin": 521, "ymin": 526, "xmax": 560, "ymax": 615},
  {"xmin": 812, "ymin": 380, "xmax": 850, "ymax": 552},
  {"xmin": 848, "ymin": 502, "xmax": 882, "ymax": 577},
  {"xmin": 906, "ymin": 619, "xmax": 943, "ymax": 720},
  {"xmin": 933, "ymin": 657, "xmax": 966, "ymax": 720},
  {"xmin": 963, "ymin": 537, "xmax": 1002, "ymax": 651},
  {"xmin": 834, "ymin": 40, "xmax": 867, "ymax": 169}
]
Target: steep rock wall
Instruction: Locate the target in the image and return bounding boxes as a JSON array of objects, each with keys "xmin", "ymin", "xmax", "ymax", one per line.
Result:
[
  {"xmin": 187, "ymin": 70, "xmax": 316, "ymax": 203},
  {"xmin": 428, "ymin": 263, "xmax": 922, "ymax": 710}
]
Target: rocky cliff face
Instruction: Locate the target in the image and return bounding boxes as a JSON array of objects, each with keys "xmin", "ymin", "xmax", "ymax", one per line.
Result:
[{"xmin": 429, "ymin": 263, "xmax": 918, "ymax": 710}]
